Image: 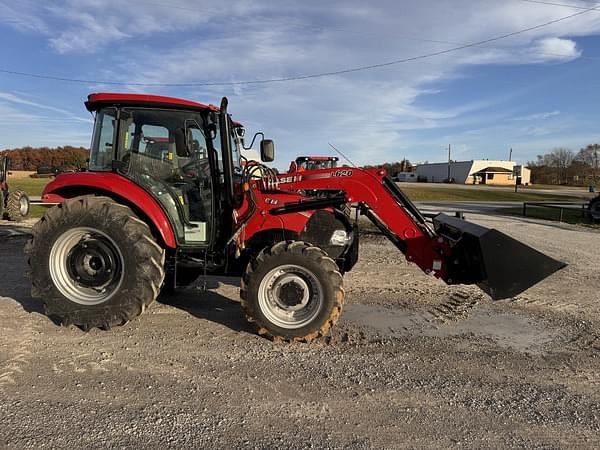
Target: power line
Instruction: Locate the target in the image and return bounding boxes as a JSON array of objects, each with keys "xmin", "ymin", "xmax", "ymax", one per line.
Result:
[
  {"xmin": 519, "ymin": 0, "xmax": 600, "ymax": 10},
  {"xmin": 0, "ymin": 4, "xmax": 597, "ymax": 87}
]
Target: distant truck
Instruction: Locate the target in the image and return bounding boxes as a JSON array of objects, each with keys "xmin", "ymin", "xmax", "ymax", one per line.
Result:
[
  {"xmin": 394, "ymin": 172, "xmax": 417, "ymax": 182},
  {"xmin": 288, "ymin": 156, "xmax": 338, "ymax": 173}
]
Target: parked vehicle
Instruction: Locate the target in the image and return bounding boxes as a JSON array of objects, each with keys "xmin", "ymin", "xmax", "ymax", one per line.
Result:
[
  {"xmin": 0, "ymin": 156, "xmax": 30, "ymax": 221},
  {"xmin": 28, "ymin": 93, "xmax": 565, "ymax": 341}
]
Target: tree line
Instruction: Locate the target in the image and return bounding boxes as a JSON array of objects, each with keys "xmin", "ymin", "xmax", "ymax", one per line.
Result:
[
  {"xmin": 361, "ymin": 158, "xmax": 414, "ymax": 174},
  {"xmin": 0, "ymin": 146, "xmax": 90, "ymax": 171},
  {"xmin": 527, "ymin": 144, "xmax": 599, "ymax": 185}
]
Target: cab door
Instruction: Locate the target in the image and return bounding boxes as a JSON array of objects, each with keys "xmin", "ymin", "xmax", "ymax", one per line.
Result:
[{"xmin": 116, "ymin": 108, "xmax": 215, "ymax": 246}]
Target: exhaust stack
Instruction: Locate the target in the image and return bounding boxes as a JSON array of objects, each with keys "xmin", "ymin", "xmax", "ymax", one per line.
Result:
[{"xmin": 433, "ymin": 214, "xmax": 566, "ymax": 300}]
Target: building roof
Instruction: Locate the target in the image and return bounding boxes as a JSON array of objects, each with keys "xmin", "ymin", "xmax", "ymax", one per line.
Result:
[{"xmin": 472, "ymin": 166, "xmax": 513, "ymax": 174}]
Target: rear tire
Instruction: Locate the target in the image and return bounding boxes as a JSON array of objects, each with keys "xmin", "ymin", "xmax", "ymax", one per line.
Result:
[
  {"xmin": 241, "ymin": 241, "xmax": 344, "ymax": 342},
  {"xmin": 5, "ymin": 189, "xmax": 30, "ymax": 221},
  {"xmin": 25, "ymin": 196, "xmax": 165, "ymax": 330}
]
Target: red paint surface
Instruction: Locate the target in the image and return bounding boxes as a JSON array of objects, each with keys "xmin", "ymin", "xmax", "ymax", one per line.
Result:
[
  {"xmin": 43, "ymin": 172, "xmax": 177, "ymax": 248},
  {"xmin": 85, "ymin": 93, "xmax": 219, "ymax": 112}
]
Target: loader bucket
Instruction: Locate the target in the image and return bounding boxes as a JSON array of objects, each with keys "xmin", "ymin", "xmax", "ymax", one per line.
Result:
[{"xmin": 433, "ymin": 214, "xmax": 566, "ymax": 300}]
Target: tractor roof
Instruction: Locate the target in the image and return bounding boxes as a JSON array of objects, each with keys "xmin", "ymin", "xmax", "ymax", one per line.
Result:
[
  {"xmin": 296, "ymin": 156, "xmax": 339, "ymax": 162},
  {"xmin": 85, "ymin": 93, "xmax": 220, "ymax": 113}
]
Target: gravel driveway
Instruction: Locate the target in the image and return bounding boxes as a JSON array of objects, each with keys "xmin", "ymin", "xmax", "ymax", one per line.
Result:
[{"xmin": 1, "ymin": 214, "xmax": 599, "ymax": 449}]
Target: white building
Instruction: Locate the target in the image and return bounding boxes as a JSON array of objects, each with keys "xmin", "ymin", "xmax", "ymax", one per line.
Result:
[
  {"xmin": 416, "ymin": 160, "xmax": 531, "ymax": 185},
  {"xmin": 395, "ymin": 172, "xmax": 418, "ymax": 182}
]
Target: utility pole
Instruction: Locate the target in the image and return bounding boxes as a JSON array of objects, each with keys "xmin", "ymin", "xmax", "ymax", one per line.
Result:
[
  {"xmin": 447, "ymin": 144, "xmax": 451, "ymax": 182},
  {"xmin": 594, "ymin": 143, "xmax": 598, "ymax": 187},
  {"xmin": 509, "ymin": 148, "xmax": 512, "ymax": 161}
]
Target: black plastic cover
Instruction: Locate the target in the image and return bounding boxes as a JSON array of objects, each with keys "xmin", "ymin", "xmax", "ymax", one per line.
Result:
[{"xmin": 433, "ymin": 214, "xmax": 566, "ymax": 300}]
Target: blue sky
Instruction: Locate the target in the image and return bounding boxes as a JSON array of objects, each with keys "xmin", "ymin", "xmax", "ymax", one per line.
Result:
[{"xmin": 1, "ymin": 0, "xmax": 600, "ymax": 169}]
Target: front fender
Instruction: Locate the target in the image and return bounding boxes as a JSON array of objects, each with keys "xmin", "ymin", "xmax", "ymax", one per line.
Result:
[{"xmin": 42, "ymin": 172, "xmax": 176, "ymax": 249}]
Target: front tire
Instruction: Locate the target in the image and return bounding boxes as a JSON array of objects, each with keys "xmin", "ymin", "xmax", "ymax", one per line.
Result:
[
  {"xmin": 5, "ymin": 189, "xmax": 30, "ymax": 221},
  {"xmin": 25, "ymin": 196, "xmax": 165, "ymax": 330},
  {"xmin": 241, "ymin": 241, "xmax": 344, "ymax": 342}
]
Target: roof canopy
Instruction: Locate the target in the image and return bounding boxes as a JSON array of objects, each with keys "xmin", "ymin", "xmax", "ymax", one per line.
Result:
[
  {"xmin": 85, "ymin": 93, "xmax": 219, "ymax": 113},
  {"xmin": 472, "ymin": 166, "xmax": 513, "ymax": 174},
  {"xmin": 296, "ymin": 156, "xmax": 339, "ymax": 161}
]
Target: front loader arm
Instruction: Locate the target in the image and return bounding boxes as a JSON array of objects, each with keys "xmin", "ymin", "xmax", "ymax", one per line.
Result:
[
  {"xmin": 275, "ymin": 167, "xmax": 565, "ymax": 300},
  {"xmin": 278, "ymin": 168, "xmax": 449, "ymax": 279}
]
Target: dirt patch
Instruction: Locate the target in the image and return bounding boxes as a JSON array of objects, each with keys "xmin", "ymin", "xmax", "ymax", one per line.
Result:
[{"xmin": 344, "ymin": 303, "xmax": 561, "ymax": 355}]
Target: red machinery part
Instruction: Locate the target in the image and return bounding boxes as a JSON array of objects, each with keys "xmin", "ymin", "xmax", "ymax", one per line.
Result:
[
  {"xmin": 42, "ymin": 172, "xmax": 177, "ymax": 248},
  {"xmin": 269, "ymin": 166, "xmax": 565, "ymax": 299}
]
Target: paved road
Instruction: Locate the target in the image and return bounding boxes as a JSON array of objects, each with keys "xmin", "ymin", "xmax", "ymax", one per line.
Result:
[
  {"xmin": 415, "ymin": 201, "xmax": 522, "ymax": 215},
  {"xmin": 0, "ymin": 199, "xmax": 584, "ymax": 239},
  {"xmin": 399, "ymin": 181, "xmax": 595, "ymax": 198}
]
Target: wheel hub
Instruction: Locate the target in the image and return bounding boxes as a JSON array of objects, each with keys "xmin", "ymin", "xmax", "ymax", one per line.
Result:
[
  {"xmin": 277, "ymin": 281, "xmax": 304, "ymax": 307},
  {"xmin": 49, "ymin": 227, "xmax": 125, "ymax": 305},
  {"xmin": 19, "ymin": 196, "xmax": 29, "ymax": 215},
  {"xmin": 66, "ymin": 238, "xmax": 119, "ymax": 289},
  {"xmin": 257, "ymin": 264, "xmax": 323, "ymax": 329}
]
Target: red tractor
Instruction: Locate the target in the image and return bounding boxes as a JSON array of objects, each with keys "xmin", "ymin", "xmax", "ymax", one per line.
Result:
[
  {"xmin": 0, "ymin": 156, "xmax": 30, "ymax": 222},
  {"xmin": 288, "ymin": 156, "xmax": 339, "ymax": 173},
  {"xmin": 27, "ymin": 93, "xmax": 565, "ymax": 341}
]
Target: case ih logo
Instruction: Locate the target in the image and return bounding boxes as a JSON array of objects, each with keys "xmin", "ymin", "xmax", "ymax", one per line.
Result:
[{"xmin": 278, "ymin": 175, "xmax": 302, "ymax": 184}]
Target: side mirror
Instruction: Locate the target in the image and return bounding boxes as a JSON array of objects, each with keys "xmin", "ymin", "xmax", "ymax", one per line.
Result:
[{"xmin": 260, "ymin": 139, "xmax": 275, "ymax": 162}]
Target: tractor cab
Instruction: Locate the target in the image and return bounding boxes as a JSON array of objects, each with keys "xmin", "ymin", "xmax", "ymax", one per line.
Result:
[
  {"xmin": 289, "ymin": 156, "xmax": 338, "ymax": 173},
  {"xmin": 83, "ymin": 93, "xmax": 268, "ymax": 249}
]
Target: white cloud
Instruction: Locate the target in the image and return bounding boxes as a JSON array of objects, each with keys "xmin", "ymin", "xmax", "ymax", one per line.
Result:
[
  {"xmin": 0, "ymin": 92, "xmax": 92, "ymax": 122},
  {"xmin": 531, "ymin": 37, "xmax": 581, "ymax": 61},
  {"xmin": 513, "ymin": 110, "xmax": 561, "ymax": 121},
  {"xmin": 3, "ymin": 0, "xmax": 600, "ymax": 162},
  {"xmin": 0, "ymin": 0, "xmax": 49, "ymax": 34}
]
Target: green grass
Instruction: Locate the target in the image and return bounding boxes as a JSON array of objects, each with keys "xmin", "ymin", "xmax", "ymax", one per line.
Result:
[
  {"xmin": 29, "ymin": 205, "xmax": 49, "ymax": 219},
  {"xmin": 9, "ymin": 177, "xmax": 51, "ymax": 197},
  {"xmin": 399, "ymin": 185, "xmax": 580, "ymax": 202},
  {"xmin": 497, "ymin": 206, "xmax": 599, "ymax": 228}
]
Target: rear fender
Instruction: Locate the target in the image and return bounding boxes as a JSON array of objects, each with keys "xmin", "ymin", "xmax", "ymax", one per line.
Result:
[{"xmin": 42, "ymin": 172, "xmax": 176, "ymax": 249}]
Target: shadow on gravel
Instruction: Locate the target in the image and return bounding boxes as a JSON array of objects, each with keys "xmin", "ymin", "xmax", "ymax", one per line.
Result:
[
  {"xmin": 0, "ymin": 233, "xmax": 252, "ymax": 333},
  {"xmin": 157, "ymin": 277, "xmax": 253, "ymax": 334},
  {"xmin": 0, "ymin": 235, "xmax": 45, "ymax": 315}
]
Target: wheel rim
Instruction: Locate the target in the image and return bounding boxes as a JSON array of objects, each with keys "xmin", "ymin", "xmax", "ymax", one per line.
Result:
[
  {"xmin": 258, "ymin": 264, "xmax": 323, "ymax": 329},
  {"xmin": 49, "ymin": 227, "xmax": 124, "ymax": 305},
  {"xmin": 19, "ymin": 196, "xmax": 29, "ymax": 215}
]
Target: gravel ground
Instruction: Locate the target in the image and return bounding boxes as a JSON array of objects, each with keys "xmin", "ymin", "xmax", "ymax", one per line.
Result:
[{"xmin": 1, "ymin": 213, "xmax": 599, "ymax": 449}]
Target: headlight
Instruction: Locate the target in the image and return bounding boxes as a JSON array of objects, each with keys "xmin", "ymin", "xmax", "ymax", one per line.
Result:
[{"xmin": 330, "ymin": 229, "xmax": 351, "ymax": 246}]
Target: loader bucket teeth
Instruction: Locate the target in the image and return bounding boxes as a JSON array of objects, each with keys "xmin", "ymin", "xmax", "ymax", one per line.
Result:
[{"xmin": 433, "ymin": 214, "xmax": 566, "ymax": 300}]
